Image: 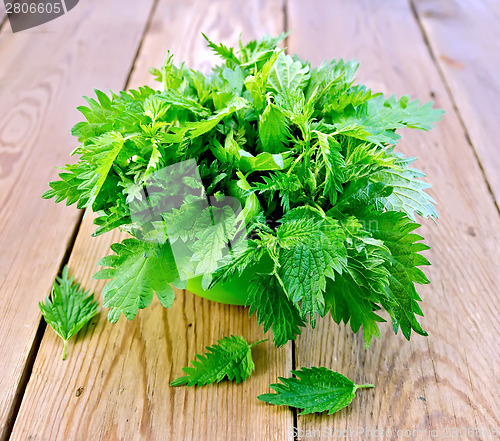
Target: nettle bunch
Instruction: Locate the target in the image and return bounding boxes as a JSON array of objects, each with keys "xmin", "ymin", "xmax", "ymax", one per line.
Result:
[{"xmin": 44, "ymin": 33, "xmax": 443, "ymax": 348}]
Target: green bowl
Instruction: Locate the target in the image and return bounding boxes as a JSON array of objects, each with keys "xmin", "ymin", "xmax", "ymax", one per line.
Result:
[{"xmin": 183, "ymin": 256, "xmax": 272, "ymax": 305}]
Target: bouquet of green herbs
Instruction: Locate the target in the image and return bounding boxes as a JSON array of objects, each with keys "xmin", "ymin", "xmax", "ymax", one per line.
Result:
[{"xmin": 44, "ymin": 33, "xmax": 443, "ymax": 348}]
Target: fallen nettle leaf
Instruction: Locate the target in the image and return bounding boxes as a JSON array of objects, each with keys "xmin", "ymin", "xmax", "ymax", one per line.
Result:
[
  {"xmin": 258, "ymin": 367, "xmax": 374, "ymax": 415},
  {"xmin": 39, "ymin": 266, "xmax": 99, "ymax": 360},
  {"xmin": 171, "ymin": 335, "xmax": 267, "ymax": 387}
]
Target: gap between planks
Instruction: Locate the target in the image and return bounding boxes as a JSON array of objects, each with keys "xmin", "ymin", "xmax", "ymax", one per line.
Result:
[
  {"xmin": 408, "ymin": 0, "xmax": 500, "ymax": 217},
  {"xmin": 8, "ymin": 1, "xmax": 291, "ymax": 438},
  {"xmin": 288, "ymin": 0, "xmax": 500, "ymax": 437},
  {"xmin": 0, "ymin": 211, "xmax": 82, "ymax": 441},
  {"xmin": 123, "ymin": 0, "xmax": 162, "ymax": 94},
  {"xmin": 282, "ymin": 1, "xmax": 299, "ymax": 437},
  {"xmin": 0, "ymin": 2, "xmax": 161, "ymax": 439}
]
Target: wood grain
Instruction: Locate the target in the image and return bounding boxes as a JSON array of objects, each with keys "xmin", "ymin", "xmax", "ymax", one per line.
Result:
[
  {"xmin": 10, "ymin": 1, "xmax": 291, "ymax": 440},
  {"xmin": 0, "ymin": 2, "xmax": 6, "ymax": 27},
  {"xmin": 11, "ymin": 220, "xmax": 291, "ymax": 441},
  {"xmin": 411, "ymin": 0, "xmax": 500, "ymax": 206},
  {"xmin": 288, "ymin": 0, "xmax": 500, "ymax": 438},
  {"xmin": 0, "ymin": 0, "xmax": 155, "ymax": 438}
]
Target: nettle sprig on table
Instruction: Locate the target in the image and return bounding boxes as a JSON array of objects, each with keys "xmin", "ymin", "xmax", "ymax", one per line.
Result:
[{"xmin": 43, "ymin": 33, "xmax": 443, "ymax": 349}]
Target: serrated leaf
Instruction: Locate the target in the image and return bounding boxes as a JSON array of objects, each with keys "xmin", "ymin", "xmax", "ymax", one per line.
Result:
[
  {"xmin": 202, "ymin": 33, "xmax": 241, "ymax": 65},
  {"xmin": 77, "ymin": 131, "xmax": 125, "ymax": 209},
  {"xmin": 258, "ymin": 367, "xmax": 374, "ymax": 415},
  {"xmin": 171, "ymin": 335, "xmax": 266, "ymax": 386},
  {"xmin": 267, "ymin": 52, "xmax": 310, "ymax": 94},
  {"xmin": 238, "ymin": 150, "xmax": 290, "ymax": 174},
  {"xmin": 276, "ymin": 217, "xmax": 347, "ymax": 326},
  {"xmin": 259, "ymin": 102, "xmax": 290, "ymax": 153},
  {"xmin": 144, "ymin": 95, "xmax": 169, "ymax": 121},
  {"xmin": 305, "ymin": 58, "xmax": 359, "ymax": 105},
  {"xmin": 251, "ymin": 172, "xmax": 302, "ymax": 212},
  {"xmin": 94, "ymin": 238, "xmax": 180, "ymax": 322},
  {"xmin": 39, "ymin": 266, "xmax": 99, "ymax": 360},
  {"xmin": 324, "ymin": 241, "xmax": 390, "ymax": 348},
  {"xmin": 314, "ymin": 131, "xmax": 345, "ymax": 203},
  {"xmin": 163, "ymin": 97, "xmax": 249, "ymax": 143},
  {"xmin": 330, "ymin": 94, "xmax": 444, "ymax": 145},
  {"xmin": 372, "ymin": 157, "xmax": 437, "ymax": 220},
  {"xmin": 246, "ymin": 273, "xmax": 305, "ymax": 347},
  {"xmin": 363, "ymin": 211, "xmax": 430, "ymax": 339},
  {"xmin": 159, "ymin": 88, "xmax": 209, "ymax": 116},
  {"xmin": 189, "ymin": 205, "xmax": 239, "ymax": 284},
  {"xmin": 211, "ymin": 240, "xmax": 265, "ymax": 286},
  {"xmin": 222, "ymin": 66, "xmax": 246, "ymax": 96}
]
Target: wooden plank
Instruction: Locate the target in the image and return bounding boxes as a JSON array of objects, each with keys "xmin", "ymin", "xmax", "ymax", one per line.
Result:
[
  {"xmin": 0, "ymin": 0, "xmax": 155, "ymax": 438},
  {"xmin": 10, "ymin": 1, "xmax": 292, "ymax": 440},
  {"xmin": 11, "ymin": 224, "xmax": 291, "ymax": 441},
  {"xmin": 0, "ymin": 2, "xmax": 5, "ymax": 27},
  {"xmin": 130, "ymin": 0, "xmax": 286, "ymax": 90},
  {"xmin": 411, "ymin": 0, "xmax": 500, "ymax": 205},
  {"xmin": 288, "ymin": 0, "xmax": 500, "ymax": 437}
]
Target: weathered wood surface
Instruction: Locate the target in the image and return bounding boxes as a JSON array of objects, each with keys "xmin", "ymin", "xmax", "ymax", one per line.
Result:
[
  {"xmin": 3, "ymin": 0, "xmax": 500, "ymax": 439},
  {"xmin": 0, "ymin": 0, "xmax": 156, "ymax": 438},
  {"xmin": 11, "ymin": 220, "xmax": 291, "ymax": 441},
  {"xmin": 10, "ymin": 1, "xmax": 291, "ymax": 440},
  {"xmin": 0, "ymin": 3, "xmax": 6, "ymax": 27},
  {"xmin": 412, "ymin": 0, "xmax": 500, "ymax": 206},
  {"xmin": 288, "ymin": 0, "xmax": 500, "ymax": 438}
]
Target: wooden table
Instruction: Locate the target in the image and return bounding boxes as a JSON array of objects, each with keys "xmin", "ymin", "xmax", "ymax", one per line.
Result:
[{"xmin": 0, "ymin": 1, "xmax": 499, "ymax": 439}]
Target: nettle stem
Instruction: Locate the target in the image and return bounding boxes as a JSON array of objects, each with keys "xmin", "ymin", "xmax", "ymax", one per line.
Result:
[
  {"xmin": 355, "ymin": 384, "xmax": 375, "ymax": 390},
  {"xmin": 62, "ymin": 340, "xmax": 68, "ymax": 360},
  {"xmin": 250, "ymin": 338, "xmax": 268, "ymax": 348}
]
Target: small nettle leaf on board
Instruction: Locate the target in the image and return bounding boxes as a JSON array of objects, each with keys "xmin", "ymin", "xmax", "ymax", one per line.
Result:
[
  {"xmin": 39, "ymin": 266, "xmax": 99, "ymax": 360},
  {"xmin": 170, "ymin": 335, "xmax": 267, "ymax": 387},
  {"xmin": 258, "ymin": 367, "xmax": 374, "ymax": 415}
]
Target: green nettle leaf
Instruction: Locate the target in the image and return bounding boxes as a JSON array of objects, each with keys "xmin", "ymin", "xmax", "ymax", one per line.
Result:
[
  {"xmin": 171, "ymin": 335, "xmax": 266, "ymax": 386},
  {"xmin": 39, "ymin": 266, "xmax": 99, "ymax": 360},
  {"xmin": 238, "ymin": 150, "xmax": 291, "ymax": 174},
  {"xmin": 43, "ymin": 33, "xmax": 442, "ymax": 350},
  {"xmin": 267, "ymin": 52, "xmax": 311, "ymax": 94},
  {"xmin": 324, "ymin": 241, "xmax": 390, "ymax": 348},
  {"xmin": 94, "ymin": 238, "xmax": 181, "ymax": 323},
  {"xmin": 259, "ymin": 102, "xmax": 290, "ymax": 153},
  {"xmin": 159, "ymin": 89, "xmax": 210, "ymax": 116},
  {"xmin": 189, "ymin": 205, "xmax": 239, "ymax": 288},
  {"xmin": 326, "ymin": 273, "xmax": 386, "ymax": 348},
  {"xmin": 202, "ymin": 33, "xmax": 241, "ymax": 66},
  {"xmin": 276, "ymin": 218, "xmax": 347, "ymax": 327},
  {"xmin": 251, "ymin": 171, "xmax": 302, "ymax": 213},
  {"xmin": 246, "ymin": 273, "xmax": 306, "ymax": 347},
  {"xmin": 372, "ymin": 157, "xmax": 437, "ymax": 220},
  {"xmin": 144, "ymin": 95, "xmax": 170, "ymax": 121},
  {"xmin": 258, "ymin": 367, "xmax": 374, "ymax": 415},
  {"xmin": 326, "ymin": 85, "xmax": 380, "ymax": 114},
  {"xmin": 362, "ymin": 211, "xmax": 430, "ymax": 339},
  {"xmin": 314, "ymin": 131, "xmax": 345, "ymax": 203},
  {"xmin": 77, "ymin": 131, "xmax": 125, "ymax": 208},
  {"xmin": 42, "ymin": 163, "xmax": 86, "ymax": 206},
  {"xmin": 329, "ymin": 94, "xmax": 444, "ymax": 145},
  {"xmin": 163, "ymin": 97, "xmax": 249, "ymax": 143},
  {"xmin": 210, "ymin": 240, "xmax": 265, "ymax": 287}
]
